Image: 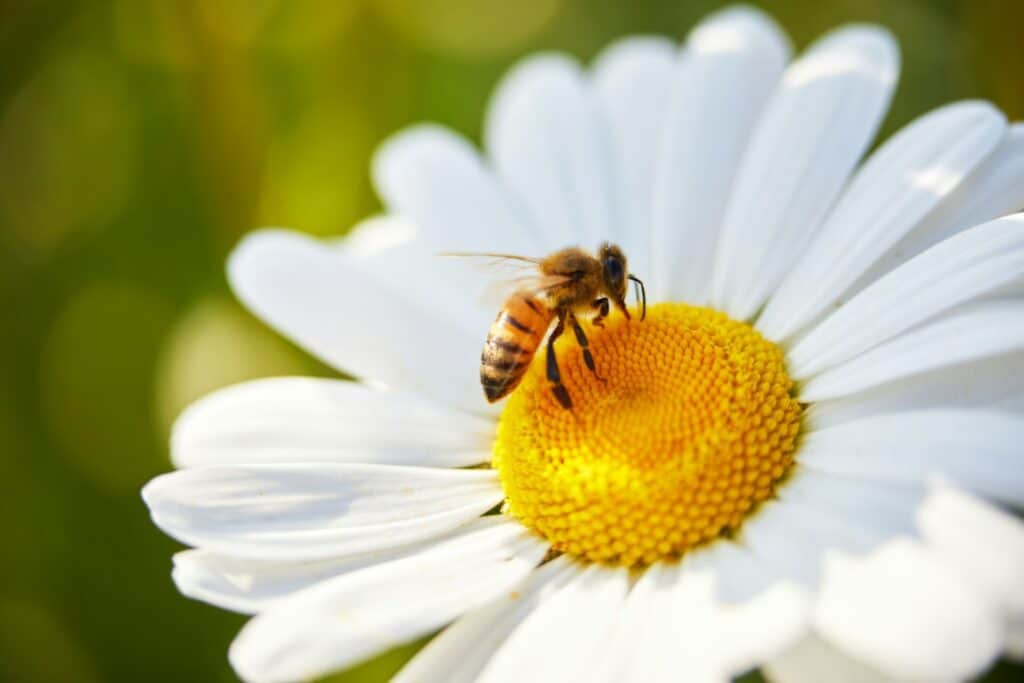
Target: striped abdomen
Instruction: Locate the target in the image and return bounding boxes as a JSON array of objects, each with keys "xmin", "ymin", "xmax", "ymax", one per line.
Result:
[{"xmin": 480, "ymin": 294, "xmax": 554, "ymax": 402}]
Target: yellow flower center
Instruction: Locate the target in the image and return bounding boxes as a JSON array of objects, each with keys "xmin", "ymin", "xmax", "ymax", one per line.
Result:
[{"xmin": 493, "ymin": 303, "xmax": 802, "ymax": 567}]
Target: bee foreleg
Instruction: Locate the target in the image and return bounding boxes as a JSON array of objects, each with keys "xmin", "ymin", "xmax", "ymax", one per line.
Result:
[
  {"xmin": 546, "ymin": 314, "xmax": 573, "ymax": 409},
  {"xmin": 569, "ymin": 313, "xmax": 605, "ymax": 383},
  {"xmin": 592, "ymin": 298, "xmax": 609, "ymax": 327}
]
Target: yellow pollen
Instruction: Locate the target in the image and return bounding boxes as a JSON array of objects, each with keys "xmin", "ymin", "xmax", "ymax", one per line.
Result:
[{"xmin": 493, "ymin": 302, "xmax": 802, "ymax": 568}]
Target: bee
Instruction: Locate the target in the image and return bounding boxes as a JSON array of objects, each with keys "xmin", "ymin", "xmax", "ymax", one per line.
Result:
[{"xmin": 473, "ymin": 242, "xmax": 646, "ymax": 409}]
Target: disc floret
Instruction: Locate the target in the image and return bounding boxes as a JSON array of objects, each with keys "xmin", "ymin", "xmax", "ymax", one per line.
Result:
[{"xmin": 493, "ymin": 303, "xmax": 802, "ymax": 567}]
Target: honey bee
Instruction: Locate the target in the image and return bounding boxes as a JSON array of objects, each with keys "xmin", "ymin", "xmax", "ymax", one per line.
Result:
[{"xmin": 472, "ymin": 242, "xmax": 646, "ymax": 409}]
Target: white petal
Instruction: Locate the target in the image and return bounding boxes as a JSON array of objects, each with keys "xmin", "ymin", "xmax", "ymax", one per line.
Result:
[
  {"xmin": 1008, "ymin": 619, "xmax": 1024, "ymax": 660},
  {"xmin": 814, "ymin": 539, "xmax": 1003, "ymax": 681},
  {"xmin": 172, "ymin": 536, "xmax": 442, "ymax": 615},
  {"xmin": 741, "ymin": 495, "xmax": 886, "ymax": 587},
  {"xmin": 764, "ymin": 633, "xmax": 904, "ymax": 683},
  {"xmin": 371, "ymin": 124, "xmax": 540, "ymax": 254},
  {"xmin": 623, "ymin": 565, "xmax": 809, "ymax": 682},
  {"xmin": 228, "ymin": 517, "xmax": 546, "ymax": 683},
  {"xmin": 171, "ymin": 377, "xmax": 493, "ymax": 468},
  {"xmin": 739, "ymin": 510, "xmax": 823, "ymax": 586},
  {"xmin": 651, "ymin": 6, "xmax": 790, "ymax": 303},
  {"xmin": 394, "ymin": 556, "xmax": 578, "ymax": 683},
  {"xmin": 800, "ymin": 411, "xmax": 1024, "ymax": 507},
  {"xmin": 228, "ymin": 230, "xmax": 484, "ymax": 413},
  {"xmin": 678, "ymin": 573, "xmax": 810, "ymax": 677},
  {"xmin": 484, "ymin": 54, "xmax": 615, "ymax": 250},
  {"xmin": 779, "ymin": 469, "xmax": 921, "ymax": 539},
  {"xmin": 789, "ymin": 213, "xmax": 1024, "ymax": 379},
  {"xmin": 858, "ymin": 123, "xmax": 1024, "ymax": 290},
  {"xmin": 477, "ymin": 564, "xmax": 629, "ymax": 683},
  {"xmin": 800, "ymin": 299, "xmax": 1024, "ymax": 402},
  {"xmin": 334, "ymin": 214, "xmax": 497, "ymax": 336},
  {"xmin": 917, "ymin": 481, "xmax": 1024, "ymax": 619},
  {"xmin": 580, "ymin": 563, "xmax": 678, "ymax": 683},
  {"xmin": 759, "ymin": 101, "xmax": 1006, "ymax": 342},
  {"xmin": 142, "ymin": 463, "xmax": 503, "ymax": 560},
  {"xmin": 808, "ymin": 349, "xmax": 1024, "ymax": 429},
  {"xmin": 710, "ymin": 25, "xmax": 899, "ymax": 320},
  {"xmin": 687, "ymin": 538, "xmax": 783, "ymax": 604},
  {"xmin": 591, "ymin": 36, "xmax": 677, "ymax": 282}
]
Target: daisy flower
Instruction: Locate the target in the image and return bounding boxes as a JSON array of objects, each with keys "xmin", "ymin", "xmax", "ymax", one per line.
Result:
[{"xmin": 143, "ymin": 6, "xmax": 1024, "ymax": 682}]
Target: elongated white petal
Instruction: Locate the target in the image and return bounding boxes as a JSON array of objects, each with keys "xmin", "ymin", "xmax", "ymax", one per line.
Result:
[
  {"xmin": 789, "ymin": 213, "xmax": 1024, "ymax": 379},
  {"xmin": 858, "ymin": 123, "xmax": 1024, "ymax": 289},
  {"xmin": 808, "ymin": 350, "xmax": 1024, "ymax": 428},
  {"xmin": 477, "ymin": 564, "xmax": 629, "ymax": 683},
  {"xmin": 581, "ymin": 563, "xmax": 678, "ymax": 683},
  {"xmin": 229, "ymin": 518, "xmax": 546, "ymax": 683},
  {"xmin": 651, "ymin": 6, "xmax": 789, "ymax": 303},
  {"xmin": 759, "ymin": 101, "xmax": 1005, "ymax": 341},
  {"xmin": 711, "ymin": 25, "xmax": 898, "ymax": 320},
  {"xmin": 485, "ymin": 54, "xmax": 615, "ymax": 250},
  {"xmin": 172, "ymin": 377, "xmax": 493, "ymax": 468},
  {"xmin": 675, "ymin": 572, "xmax": 810, "ymax": 677},
  {"xmin": 687, "ymin": 538, "xmax": 783, "ymax": 604},
  {"xmin": 142, "ymin": 463, "xmax": 503, "ymax": 560},
  {"xmin": 800, "ymin": 411, "xmax": 1024, "ymax": 506},
  {"xmin": 1008, "ymin": 619, "xmax": 1024, "ymax": 660},
  {"xmin": 623, "ymin": 566, "xmax": 809, "ymax": 682},
  {"xmin": 228, "ymin": 230, "xmax": 484, "ymax": 413},
  {"xmin": 173, "ymin": 537, "xmax": 441, "ymax": 615},
  {"xmin": 917, "ymin": 482, "xmax": 1024, "ymax": 619},
  {"xmin": 814, "ymin": 539, "xmax": 1003, "ymax": 681},
  {"xmin": 801, "ymin": 299, "xmax": 1024, "ymax": 402},
  {"xmin": 372, "ymin": 124, "xmax": 540, "ymax": 254},
  {"xmin": 394, "ymin": 556, "xmax": 578, "ymax": 683},
  {"xmin": 742, "ymin": 496, "xmax": 885, "ymax": 587},
  {"xmin": 334, "ymin": 214, "xmax": 497, "ymax": 336},
  {"xmin": 592, "ymin": 36, "xmax": 677, "ymax": 282},
  {"xmin": 779, "ymin": 469, "xmax": 921, "ymax": 538},
  {"xmin": 764, "ymin": 633, "xmax": 903, "ymax": 683}
]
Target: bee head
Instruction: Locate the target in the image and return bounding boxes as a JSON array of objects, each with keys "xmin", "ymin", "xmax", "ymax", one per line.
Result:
[
  {"xmin": 599, "ymin": 242, "xmax": 646, "ymax": 321},
  {"xmin": 599, "ymin": 242, "xmax": 628, "ymax": 302}
]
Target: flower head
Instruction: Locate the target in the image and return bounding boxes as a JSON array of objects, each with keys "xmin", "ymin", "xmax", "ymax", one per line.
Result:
[{"xmin": 144, "ymin": 5, "xmax": 1024, "ymax": 682}]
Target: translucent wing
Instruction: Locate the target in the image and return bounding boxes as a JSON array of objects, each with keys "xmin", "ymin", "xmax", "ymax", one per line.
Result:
[
  {"xmin": 441, "ymin": 251, "xmax": 544, "ymax": 272},
  {"xmin": 440, "ymin": 252, "xmax": 569, "ymax": 307}
]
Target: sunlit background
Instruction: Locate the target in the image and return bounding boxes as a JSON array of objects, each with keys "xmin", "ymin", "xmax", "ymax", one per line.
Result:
[{"xmin": 1, "ymin": 0, "xmax": 1022, "ymax": 681}]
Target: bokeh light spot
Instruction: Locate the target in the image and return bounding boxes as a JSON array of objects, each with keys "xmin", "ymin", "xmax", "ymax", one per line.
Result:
[
  {"xmin": 374, "ymin": 0, "xmax": 564, "ymax": 57},
  {"xmin": 0, "ymin": 599, "xmax": 99, "ymax": 683},
  {"xmin": 0, "ymin": 48, "xmax": 137, "ymax": 256},
  {"xmin": 155, "ymin": 297, "xmax": 319, "ymax": 437},
  {"xmin": 113, "ymin": 0, "xmax": 195, "ymax": 68},
  {"xmin": 41, "ymin": 283, "xmax": 173, "ymax": 490},
  {"xmin": 259, "ymin": 103, "xmax": 375, "ymax": 237}
]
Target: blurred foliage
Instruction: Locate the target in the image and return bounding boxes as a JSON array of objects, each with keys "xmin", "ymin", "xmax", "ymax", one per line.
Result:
[{"xmin": 0, "ymin": 0, "xmax": 1022, "ymax": 681}]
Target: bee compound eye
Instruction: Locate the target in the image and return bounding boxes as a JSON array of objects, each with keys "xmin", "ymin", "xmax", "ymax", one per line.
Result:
[{"xmin": 604, "ymin": 258, "xmax": 623, "ymax": 281}]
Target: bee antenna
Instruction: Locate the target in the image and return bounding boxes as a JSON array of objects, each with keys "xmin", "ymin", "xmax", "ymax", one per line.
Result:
[{"xmin": 628, "ymin": 274, "xmax": 646, "ymax": 321}]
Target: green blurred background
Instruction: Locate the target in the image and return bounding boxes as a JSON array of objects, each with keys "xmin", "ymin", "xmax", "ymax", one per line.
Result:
[{"xmin": 1, "ymin": 0, "xmax": 1022, "ymax": 681}]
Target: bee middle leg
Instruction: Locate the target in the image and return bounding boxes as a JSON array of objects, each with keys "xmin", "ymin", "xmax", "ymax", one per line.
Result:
[
  {"xmin": 569, "ymin": 312, "xmax": 605, "ymax": 382},
  {"xmin": 592, "ymin": 298, "xmax": 609, "ymax": 327},
  {"xmin": 546, "ymin": 313, "xmax": 573, "ymax": 409}
]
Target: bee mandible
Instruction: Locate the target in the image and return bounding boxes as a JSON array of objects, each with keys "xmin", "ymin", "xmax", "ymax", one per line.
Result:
[{"xmin": 473, "ymin": 242, "xmax": 646, "ymax": 409}]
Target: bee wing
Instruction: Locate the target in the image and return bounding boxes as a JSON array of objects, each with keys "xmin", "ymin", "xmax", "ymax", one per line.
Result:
[
  {"xmin": 441, "ymin": 251, "xmax": 544, "ymax": 276},
  {"xmin": 440, "ymin": 252, "xmax": 570, "ymax": 307},
  {"xmin": 441, "ymin": 251, "xmax": 543, "ymax": 264},
  {"xmin": 473, "ymin": 272, "xmax": 572, "ymax": 310},
  {"xmin": 510, "ymin": 272, "xmax": 574, "ymax": 296}
]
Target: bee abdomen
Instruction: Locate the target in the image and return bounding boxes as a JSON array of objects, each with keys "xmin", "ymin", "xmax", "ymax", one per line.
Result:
[{"xmin": 480, "ymin": 295, "xmax": 552, "ymax": 402}]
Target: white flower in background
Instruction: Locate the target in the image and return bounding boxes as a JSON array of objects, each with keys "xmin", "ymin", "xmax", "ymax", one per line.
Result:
[{"xmin": 143, "ymin": 5, "xmax": 1024, "ymax": 683}]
